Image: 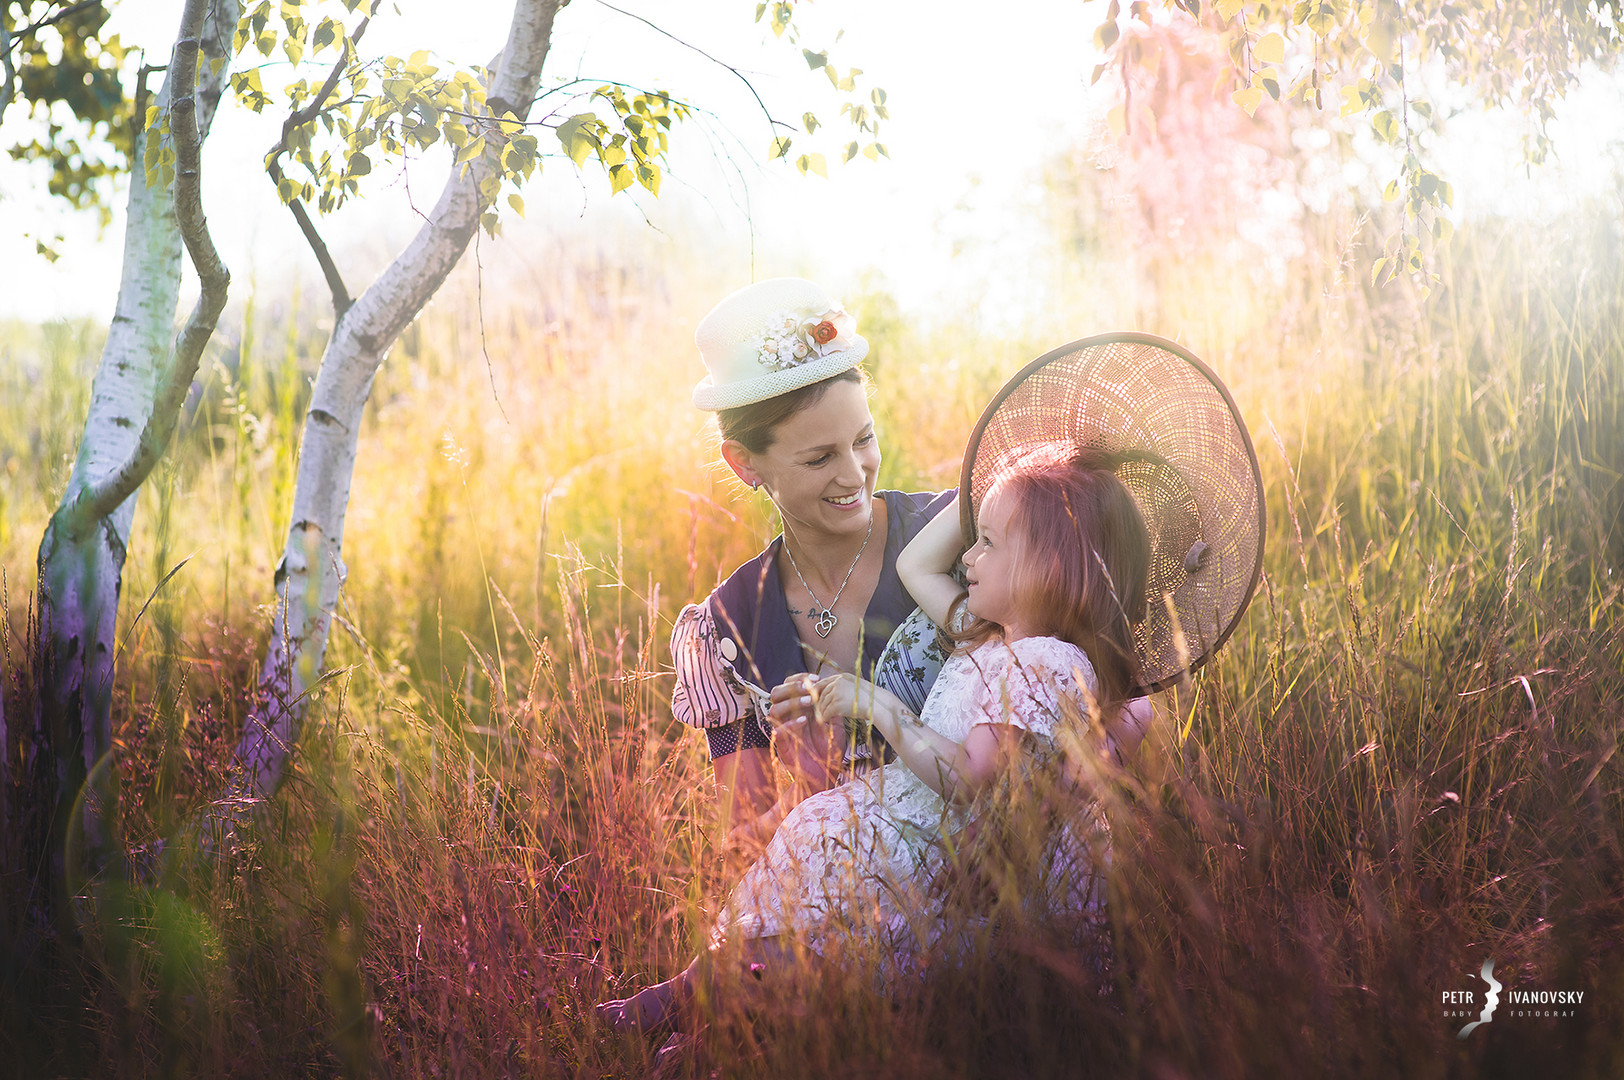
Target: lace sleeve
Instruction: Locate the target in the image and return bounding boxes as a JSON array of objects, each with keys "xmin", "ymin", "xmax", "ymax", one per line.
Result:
[
  {"xmin": 977, "ymin": 637, "xmax": 1096, "ymax": 742},
  {"xmin": 670, "ymin": 603, "xmax": 752, "ymax": 730}
]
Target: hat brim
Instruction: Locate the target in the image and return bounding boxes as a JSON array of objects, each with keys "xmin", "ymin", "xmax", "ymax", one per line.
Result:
[
  {"xmin": 957, "ymin": 331, "xmax": 1265, "ymax": 694},
  {"xmin": 693, "ymin": 341, "xmax": 869, "ymax": 411}
]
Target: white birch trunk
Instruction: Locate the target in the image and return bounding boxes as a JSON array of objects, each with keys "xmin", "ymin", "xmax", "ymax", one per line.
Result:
[
  {"xmin": 211, "ymin": 0, "xmax": 564, "ymax": 840},
  {"xmin": 30, "ymin": 0, "xmax": 238, "ymax": 880}
]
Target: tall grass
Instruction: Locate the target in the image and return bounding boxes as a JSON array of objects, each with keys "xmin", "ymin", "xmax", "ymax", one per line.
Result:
[{"xmin": 1, "ymin": 201, "xmax": 1621, "ymax": 1078}]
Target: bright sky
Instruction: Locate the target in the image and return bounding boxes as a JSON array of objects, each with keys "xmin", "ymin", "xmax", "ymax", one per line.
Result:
[{"xmin": 1, "ymin": 0, "xmax": 1620, "ymax": 327}]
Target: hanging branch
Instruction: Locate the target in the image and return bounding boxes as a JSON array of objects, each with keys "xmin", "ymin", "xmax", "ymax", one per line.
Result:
[{"xmin": 265, "ymin": 17, "xmax": 372, "ymax": 317}]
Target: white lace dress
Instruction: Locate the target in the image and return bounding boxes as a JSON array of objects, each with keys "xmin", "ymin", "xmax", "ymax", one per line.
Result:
[{"xmin": 714, "ymin": 634, "xmax": 1099, "ymax": 969}]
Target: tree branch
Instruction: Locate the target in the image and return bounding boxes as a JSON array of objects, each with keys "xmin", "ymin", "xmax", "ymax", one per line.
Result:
[
  {"xmin": 0, "ymin": 13, "xmax": 16, "ymax": 121},
  {"xmin": 264, "ymin": 17, "xmax": 371, "ymax": 317},
  {"xmin": 269, "ymin": 159, "xmax": 353, "ymax": 317},
  {"xmin": 78, "ymin": 0, "xmax": 230, "ymax": 524},
  {"xmin": 593, "ymin": 0, "xmax": 785, "ymax": 130},
  {"xmin": 14, "ymin": 0, "xmax": 105, "ymax": 42}
]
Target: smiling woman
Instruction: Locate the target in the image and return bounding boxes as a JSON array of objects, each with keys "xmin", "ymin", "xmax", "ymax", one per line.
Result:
[{"xmin": 667, "ymin": 278, "xmax": 954, "ymax": 855}]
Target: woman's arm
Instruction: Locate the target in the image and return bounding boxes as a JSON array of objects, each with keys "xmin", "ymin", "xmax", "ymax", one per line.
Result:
[
  {"xmin": 895, "ymin": 494, "xmax": 966, "ymax": 628},
  {"xmin": 799, "ymin": 673, "xmax": 1023, "ymax": 802}
]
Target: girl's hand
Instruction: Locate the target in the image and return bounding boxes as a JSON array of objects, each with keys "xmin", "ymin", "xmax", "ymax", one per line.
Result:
[
  {"xmin": 807, "ymin": 672, "xmax": 862, "ymax": 722},
  {"xmin": 769, "ymin": 672, "xmax": 869, "ymax": 725}
]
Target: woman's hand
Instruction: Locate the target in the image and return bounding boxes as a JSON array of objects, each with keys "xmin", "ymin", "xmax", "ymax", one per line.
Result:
[
  {"xmin": 767, "ymin": 674, "xmax": 822, "ymax": 728},
  {"xmin": 773, "ymin": 673, "xmax": 890, "ymax": 731}
]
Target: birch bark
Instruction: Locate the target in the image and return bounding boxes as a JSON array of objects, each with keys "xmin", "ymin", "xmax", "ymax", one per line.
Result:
[
  {"xmin": 30, "ymin": 0, "xmax": 239, "ymax": 888},
  {"xmin": 208, "ymin": 0, "xmax": 564, "ymax": 846}
]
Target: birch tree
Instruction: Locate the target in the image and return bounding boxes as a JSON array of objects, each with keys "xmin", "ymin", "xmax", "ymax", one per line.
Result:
[
  {"xmin": 200, "ymin": 0, "xmax": 883, "ymax": 849},
  {"xmin": 28, "ymin": 0, "xmax": 239, "ymax": 897}
]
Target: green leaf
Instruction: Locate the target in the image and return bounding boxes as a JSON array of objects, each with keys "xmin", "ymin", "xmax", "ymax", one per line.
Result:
[
  {"xmin": 508, "ymin": 193, "xmax": 525, "ymax": 217},
  {"xmin": 1372, "ymin": 110, "xmax": 1398, "ymax": 143},
  {"xmin": 803, "ymin": 112, "xmax": 820, "ymax": 134},
  {"xmin": 1371, "ymin": 256, "xmax": 1388, "ymax": 285},
  {"xmin": 313, "ymin": 17, "xmax": 337, "ymax": 52},
  {"xmin": 769, "ymin": 135, "xmax": 793, "ymax": 160},
  {"xmin": 1254, "ymin": 32, "xmax": 1285, "ymax": 64},
  {"xmin": 455, "ymin": 135, "xmax": 487, "ymax": 165},
  {"xmin": 1232, "ymin": 86, "xmax": 1264, "ymax": 116},
  {"xmin": 844, "ymin": 140, "xmax": 859, "ymax": 163},
  {"xmin": 556, "ymin": 114, "xmax": 599, "ymax": 167},
  {"xmin": 348, "ymin": 151, "xmax": 370, "ymax": 176},
  {"xmin": 1095, "ymin": 21, "xmax": 1120, "ymax": 50},
  {"xmin": 637, "ymin": 162, "xmax": 661, "ymax": 195},
  {"xmin": 1216, "ymin": 0, "xmax": 1243, "ymax": 17},
  {"xmin": 608, "ymin": 163, "xmax": 633, "ymax": 194},
  {"xmin": 1383, "ymin": 179, "xmax": 1400, "ymax": 202},
  {"xmin": 803, "ymin": 49, "xmax": 827, "ymax": 70},
  {"xmin": 804, "ymin": 153, "xmax": 826, "ymax": 178}
]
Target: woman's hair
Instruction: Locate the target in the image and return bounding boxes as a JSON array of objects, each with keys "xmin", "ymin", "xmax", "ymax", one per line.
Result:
[
  {"xmin": 956, "ymin": 450, "xmax": 1151, "ymax": 713},
  {"xmin": 716, "ymin": 367, "xmax": 866, "ymax": 454}
]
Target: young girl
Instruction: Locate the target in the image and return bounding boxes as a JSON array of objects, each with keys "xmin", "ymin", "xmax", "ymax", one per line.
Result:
[{"xmin": 599, "ymin": 449, "xmax": 1152, "ymax": 1031}]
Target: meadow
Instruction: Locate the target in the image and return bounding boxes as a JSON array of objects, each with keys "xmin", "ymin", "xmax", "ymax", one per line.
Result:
[{"xmin": 1, "ymin": 186, "xmax": 1621, "ymax": 1078}]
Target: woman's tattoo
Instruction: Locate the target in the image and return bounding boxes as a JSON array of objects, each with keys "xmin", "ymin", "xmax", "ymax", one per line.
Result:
[{"xmin": 898, "ymin": 708, "xmax": 924, "ymax": 729}]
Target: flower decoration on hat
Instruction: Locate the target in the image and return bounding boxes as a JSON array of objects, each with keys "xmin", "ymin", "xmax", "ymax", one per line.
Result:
[
  {"xmin": 752, "ymin": 306, "xmax": 858, "ymax": 372},
  {"xmin": 692, "ymin": 278, "xmax": 870, "ymax": 411}
]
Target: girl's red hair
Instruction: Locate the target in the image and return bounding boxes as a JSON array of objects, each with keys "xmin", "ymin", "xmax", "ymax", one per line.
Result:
[{"xmin": 956, "ymin": 450, "xmax": 1151, "ymax": 714}]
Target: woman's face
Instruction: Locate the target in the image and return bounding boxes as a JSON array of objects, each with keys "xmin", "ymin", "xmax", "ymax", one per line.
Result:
[{"xmin": 740, "ymin": 379, "xmax": 881, "ymax": 541}]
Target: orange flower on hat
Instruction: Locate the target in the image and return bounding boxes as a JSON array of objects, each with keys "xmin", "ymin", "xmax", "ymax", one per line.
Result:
[{"xmin": 801, "ymin": 306, "xmax": 856, "ymax": 358}]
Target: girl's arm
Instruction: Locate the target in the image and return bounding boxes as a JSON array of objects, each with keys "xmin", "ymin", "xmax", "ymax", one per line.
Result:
[
  {"xmin": 895, "ymin": 494, "xmax": 966, "ymax": 628},
  {"xmin": 800, "ymin": 673, "xmax": 1025, "ymax": 801}
]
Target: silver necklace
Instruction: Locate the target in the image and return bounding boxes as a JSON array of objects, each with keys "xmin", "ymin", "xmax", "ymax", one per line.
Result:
[{"xmin": 782, "ymin": 512, "xmax": 874, "ymax": 639}]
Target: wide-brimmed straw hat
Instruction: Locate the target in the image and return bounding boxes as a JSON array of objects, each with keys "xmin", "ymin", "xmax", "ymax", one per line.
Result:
[
  {"xmin": 693, "ymin": 278, "xmax": 869, "ymax": 410},
  {"xmin": 959, "ymin": 332, "xmax": 1265, "ymax": 693}
]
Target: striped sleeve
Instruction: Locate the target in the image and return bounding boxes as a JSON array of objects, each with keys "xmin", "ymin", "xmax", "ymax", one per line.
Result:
[{"xmin": 670, "ymin": 602, "xmax": 752, "ymax": 730}]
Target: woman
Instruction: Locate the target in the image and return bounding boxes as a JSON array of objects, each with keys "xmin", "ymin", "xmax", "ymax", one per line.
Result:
[
  {"xmin": 671, "ymin": 277, "xmax": 953, "ymax": 860},
  {"xmin": 603, "ymin": 451, "xmax": 1154, "ymax": 1032}
]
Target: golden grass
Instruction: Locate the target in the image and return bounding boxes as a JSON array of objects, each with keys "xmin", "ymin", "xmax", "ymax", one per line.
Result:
[{"xmin": 1, "ymin": 201, "xmax": 1621, "ymax": 1077}]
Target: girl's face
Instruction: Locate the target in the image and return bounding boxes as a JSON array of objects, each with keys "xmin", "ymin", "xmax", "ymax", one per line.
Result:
[
  {"xmin": 740, "ymin": 378, "xmax": 881, "ymax": 541},
  {"xmin": 962, "ymin": 483, "xmax": 1028, "ymax": 638}
]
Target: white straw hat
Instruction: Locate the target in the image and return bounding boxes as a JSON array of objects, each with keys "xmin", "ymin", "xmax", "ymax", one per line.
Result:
[{"xmin": 693, "ymin": 278, "xmax": 869, "ymax": 410}]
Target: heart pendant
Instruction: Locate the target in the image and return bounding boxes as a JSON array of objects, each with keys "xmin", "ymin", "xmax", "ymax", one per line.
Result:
[{"xmin": 813, "ymin": 610, "xmax": 837, "ymax": 638}]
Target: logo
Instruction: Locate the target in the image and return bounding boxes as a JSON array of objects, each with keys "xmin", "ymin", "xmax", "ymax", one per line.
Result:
[
  {"xmin": 1454, "ymin": 959, "xmax": 1501, "ymax": 1039},
  {"xmin": 1444, "ymin": 957, "xmax": 1586, "ymax": 1038}
]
